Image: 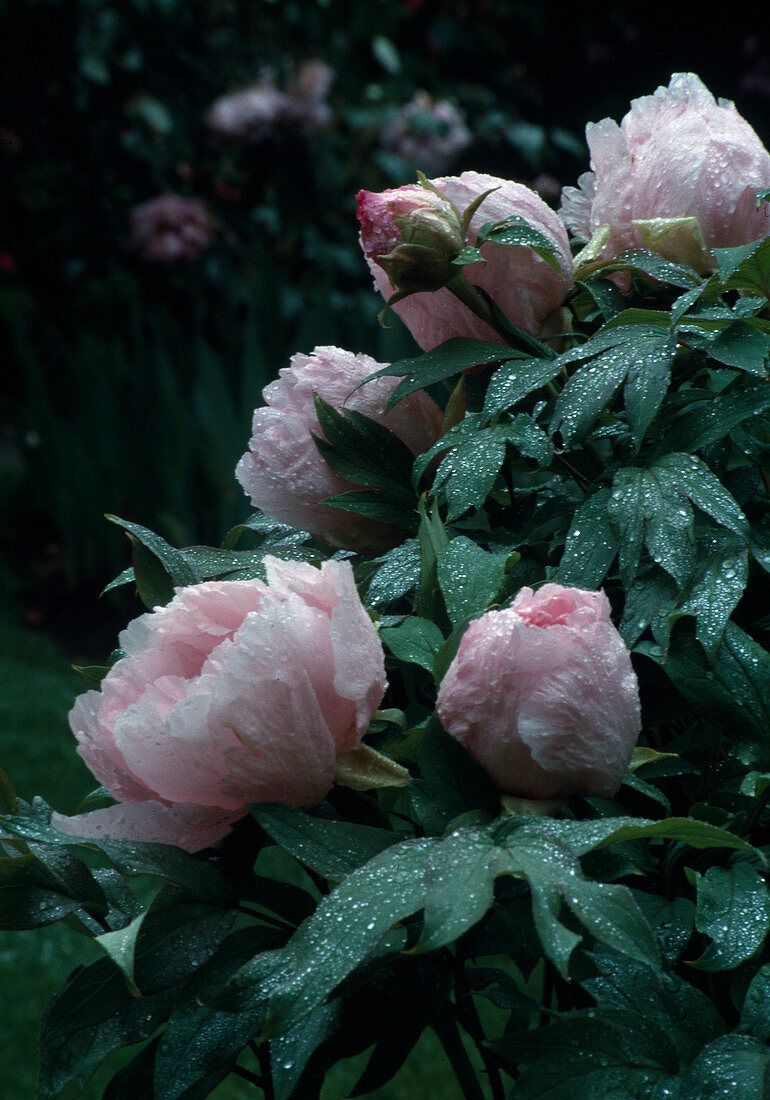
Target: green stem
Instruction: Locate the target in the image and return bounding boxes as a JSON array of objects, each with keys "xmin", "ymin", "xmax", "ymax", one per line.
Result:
[
  {"xmin": 453, "ymin": 955, "xmax": 506, "ymax": 1100},
  {"xmin": 433, "ymin": 1008, "xmax": 486, "ymax": 1100},
  {"xmin": 583, "ymin": 438, "xmax": 608, "ymax": 473},
  {"xmin": 447, "ymin": 273, "xmax": 555, "ymax": 359}
]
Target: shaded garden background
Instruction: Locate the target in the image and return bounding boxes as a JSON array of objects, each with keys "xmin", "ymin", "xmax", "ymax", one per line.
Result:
[{"xmin": 1, "ymin": 0, "xmax": 769, "ymax": 1094}]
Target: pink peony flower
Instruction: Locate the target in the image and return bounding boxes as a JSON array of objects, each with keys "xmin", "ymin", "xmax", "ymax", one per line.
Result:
[
  {"xmin": 53, "ymin": 558, "xmax": 387, "ymax": 852},
  {"xmin": 235, "ymin": 346, "xmax": 443, "ymax": 552},
  {"xmin": 129, "ymin": 193, "xmax": 216, "ymax": 264},
  {"xmin": 358, "ymin": 171, "xmax": 574, "ymax": 350},
  {"xmin": 382, "ymin": 91, "xmax": 472, "ymax": 173},
  {"xmin": 560, "ymin": 72, "xmax": 770, "ymax": 271},
  {"xmin": 436, "ymin": 584, "xmax": 641, "ymax": 800}
]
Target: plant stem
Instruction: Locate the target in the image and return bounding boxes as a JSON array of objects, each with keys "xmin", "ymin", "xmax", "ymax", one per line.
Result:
[
  {"xmin": 447, "ymin": 273, "xmax": 554, "ymax": 359},
  {"xmin": 433, "ymin": 1008, "xmax": 486, "ymax": 1100},
  {"xmin": 453, "ymin": 965, "xmax": 506, "ymax": 1100}
]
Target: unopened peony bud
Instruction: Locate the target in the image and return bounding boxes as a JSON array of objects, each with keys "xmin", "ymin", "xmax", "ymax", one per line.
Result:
[
  {"xmin": 357, "ymin": 185, "xmax": 465, "ymax": 292},
  {"xmin": 52, "ymin": 559, "xmax": 387, "ymax": 852},
  {"xmin": 358, "ymin": 172, "xmax": 574, "ymax": 349},
  {"xmin": 235, "ymin": 346, "xmax": 443, "ymax": 552},
  {"xmin": 129, "ymin": 193, "xmax": 216, "ymax": 264},
  {"xmin": 436, "ymin": 584, "xmax": 641, "ymax": 801},
  {"xmin": 560, "ymin": 72, "xmax": 770, "ymax": 271}
]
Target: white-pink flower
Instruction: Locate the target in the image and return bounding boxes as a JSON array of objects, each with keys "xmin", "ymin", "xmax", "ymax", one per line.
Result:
[
  {"xmin": 560, "ymin": 72, "xmax": 770, "ymax": 270},
  {"xmin": 129, "ymin": 193, "xmax": 216, "ymax": 264},
  {"xmin": 235, "ymin": 346, "xmax": 443, "ymax": 552},
  {"xmin": 436, "ymin": 584, "xmax": 641, "ymax": 800},
  {"xmin": 358, "ymin": 171, "xmax": 574, "ymax": 350},
  {"xmin": 382, "ymin": 91, "xmax": 472, "ymax": 173},
  {"xmin": 204, "ymin": 78, "xmax": 287, "ymax": 144},
  {"xmin": 53, "ymin": 559, "xmax": 387, "ymax": 852}
]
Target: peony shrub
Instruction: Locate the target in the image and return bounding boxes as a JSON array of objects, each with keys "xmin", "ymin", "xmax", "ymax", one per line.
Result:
[{"xmin": 5, "ymin": 71, "xmax": 770, "ymax": 1100}]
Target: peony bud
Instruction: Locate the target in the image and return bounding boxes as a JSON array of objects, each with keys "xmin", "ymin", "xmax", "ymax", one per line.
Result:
[
  {"xmin": 357, "ymin": 184, "xmax": 465, "ymax": 293},
  {"xmin": 235, "ymin": 346, "xmax": 443, "ymax": 552},
  {"xmin": 52, "ymin": 559, "xmax": 387, "ymax": 852},
  {"xmin": 358, "ymin": 172, "xmax": 574, "ymax": 350},
  {"xmin": 436, "ymin": 584, "xmax": 641, "ymax": 801},
  {"xmin": 560, "ymin": 72, "xmax": 770, "ymax": 271}
]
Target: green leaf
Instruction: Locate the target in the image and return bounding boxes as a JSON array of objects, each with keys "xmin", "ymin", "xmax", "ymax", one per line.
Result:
[
  {"xmin": 416, "ymin": 496, "xmax": 449, "ymax": 618},
  {"xmin": 312, "ymin": 396, "xmax": 415, "ymax": 500},
  {"xmin": 106, "ymin": 515, "xmax": 201, "ymax": 609},
  {"xmin": 251, "ymin": 804, "xmax": 398, "ymax": 880},
  {"xmin": 101, "ymin": 1039, "xmax": 159, "ymax": 1099},
  {"xmin": 584, "ymin": 950, "xmax": 722, "ymax": 1062},
  {"xmin": 678, "ymin": 1034, "xmax": 770, "ymax": 1099},
  {"xmin": 654, "ymin": 453, "xmax": 749, "ymax": 539},
  {"xmin": 96, "ymin": 913, "xmax": 145, "ymax": 996},
  {"xmin": 691, "ymin": 861, "xmax": 770, "ymax": 970},
  {"xmin": 365, "ymin": 538, "xmax": 421, "ymax": 608},
  {"xmin": 154, "ymin": 1001, "xmax": 261, "ymax": 1100},
  {"xmin": 380, "ymin": 616, "xmax": 445, "ymax": 672},
  {"xmin": 553, "ymin": 346, "xmax": 631, "ymax": 446},
  {"xmin": 700, "ymin": 320, "xmax": 770, "ymax": 376},
  {"xmin": 0, "ymin": 813, "xmax": 236, "ymax": 906},
  {"xmin": 368, "ymin": 338, "xmax": 522, "ymax": 408},
  {"xmin": 433, "ymin": 424, "xmax": 507, "ymax": 521},
  {"xmin": 271, "ymin": 1001, "xmax": 341, "ymax": 1100},
  {"xmin": 553, "ymin": 331, "xmax": 676, "ymax": 446},
  {"xmin": 563, "ymin": 879, "xmax": 660, "ymax": 971},
  {"xmin": 716, "ymin": 235, "xmax": 770, "ymax": 297},
  {"xmin": 608, "ymin": 464, "xmax": 694, "ymax": 588},
  {"xmin": 657, "ymin": 376, "xmax": 770, "ymax": 453},
  {"xmin": 437, "ymin": 536, "xmax": 508, "ymax": 626},
  {"xmin": 623, "ymin": 334, "xmax": 677, "ymax": 445},
  {"xmin": 556, "ymin": 488, "xmax": 618, "ymax": 588},
  {"xmin": 598, "ymin": 248, "xmax": 702, "ymax": 288},
  {"xmin": 37, "ymin": 957, "xmax": 177, "ymax": 1099},
  {"xmin": 740, "ymin": 962, "xmax": 770, "ymax": 1042},
  {"xmin": 596, "ymin": 817, "xmax": 753, "ymax": 852},
  {"xmin": 620, "ymin": 567, "xmax": 677, "ymax": 648},
  {"xmin": 675, "ymin": 535, "xmax": 749, "ymax": 659},
  {"xmin": 414, "ymin": 718, "xmax": 501, "ymax": 833},
  {"xmin": 232, "ymin": 838, "xmax": 433, "ymax": 1037},
  {"xmin": 322, "ymin": 489, "xmax": 417, "ymax": 531},
  {"xmin": 482, "ymin": 356, "xmax": 565, "ymax": 418},
  {"xmin": 647, "ymin": 621, "xmax": 770, "ymax": 754},
  {"xmin": 414, "ymin": 828, "xmax": 506, "ymax": 953},
  {"xmin": 476, "ymin": 215, "xmax": 562, "ymax": 271},
  {"xmin": 502, "ymin": 826, "xmax": 660, "ymax": 973},
  {"xmin": 608, "ymin": 454, "xmax": 747, "ymax": 589},
  {"xmin": 496, "ymin": 1010, "xmax": 679, "ymax": 1098},
  {"xmin": 0, "ymin": 856, "xmax": 84, "ymax": 930}
]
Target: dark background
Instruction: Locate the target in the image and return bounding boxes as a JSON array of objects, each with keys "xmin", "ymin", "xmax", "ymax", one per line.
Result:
[{"xmin": 2, "ymin": 0, "xmax": 768, "ymax": 655}]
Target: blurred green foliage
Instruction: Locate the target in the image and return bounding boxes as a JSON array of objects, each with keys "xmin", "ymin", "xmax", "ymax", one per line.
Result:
[{"xmin": 2, "ymin": 0, "xmax": 767, "ymax": 589}]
